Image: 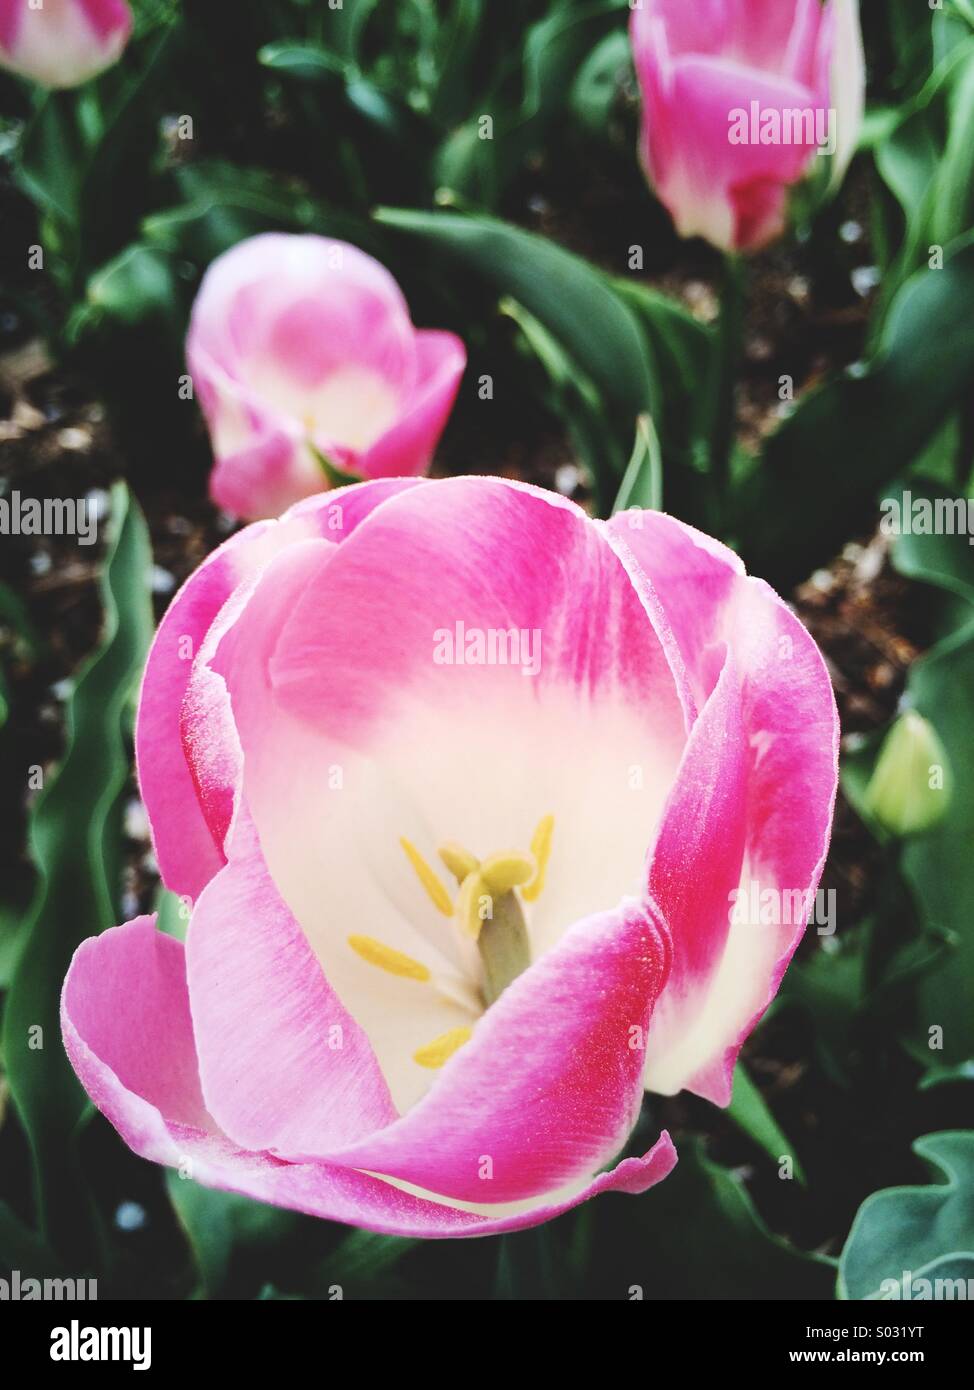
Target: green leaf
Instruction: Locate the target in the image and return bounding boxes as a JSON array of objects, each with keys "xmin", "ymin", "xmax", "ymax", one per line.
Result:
[
  {"xmin": 309, "ymin": 1228, "xmax": 418, "ymax": 1299},
  {"xmin": 1, "ymin": 484, "xmax": 154, "ymax": 1256},
  {"xmin": 16, "ymin": 90, "xmax": 86, "ymax": 227},
  {"xmin": 374, "ymin": 207, "xmax": 656, "ymax": 488},
  {"xmin": 918, "ymin": 1060, "xmax": 974, "ymax": 1090},
  {"xmin": 144, "ymin": 164, "xmax": 368, "ymax": 267},
  {"xmin": 0, "ymin": 1200, "xmax": 68, "ymax": 1280},
  {"xmin": 613, "ymin": 413, "xmax": 663, "ymax": 513},
  {"xmin": 611, "ymin": 277, "xmax": 714, "ymax": 523},
  {"xmin": 899, "ymin": 633, "xmax": 974, "ymax": 1063},
  {"xmin": 881, "ymin": 510, "xmax": 974, "ymax": 1064},
  {"xmin": 500, "ymin": 295, "xmax": 618, "ymax": 505},
  {"xmin": 889, "ymin": 483, "xmax": 974, "ymax": 605},
  {"xmin": 630, "ymin": 1140, "xmax": 834, "ymax": 1299},
  {"xmin": 933, "ymin": 50, "xmax": 974, "ymax": 246},
  {"xmin": 83, "ymin": 244, "xmax": 180, "ymax": 330},
  {"xmin": 571, "ymin": 29, "xmax": 631, "ymax": 134},
  {"xmin": 780, "ymin": 931, "xmax": 870, "ymax": 1087},
  {"xmin": 726, "ymin": 1063, "xmax": 807, "ymax": 1186},
  {"xmin": 258, "ymin": 40, "xmax": 348, "ymax": 81},
  {"xmin": 733, "ymin": 236, "xmax": 974, "ymax": 588},
  {"xmin": 154, "ymin": 885, "xmax": 190, "ymax": 942},
  {"xmin": 518, "ymin": 1, "xmax": 625, "ymax": 130},
  {"xmin": 326, "ymin": 0, "xmax": 380, "ymax": 62},
  {"xmin": 839, "ymin": 1132, "xmax": 974, "ymax": 1299},
  {"xmin": 875, "ymin": 109, "xmax": 940, "ymax": 231},
  {"xmin": 166, "ymin": 1173, "xmax": 300, "ymax": 1299}
]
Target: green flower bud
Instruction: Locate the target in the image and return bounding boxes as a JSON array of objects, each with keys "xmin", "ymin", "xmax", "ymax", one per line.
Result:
[{"xmin": 865, "ymin": 711, "xmax": 952, "ymax": 837}]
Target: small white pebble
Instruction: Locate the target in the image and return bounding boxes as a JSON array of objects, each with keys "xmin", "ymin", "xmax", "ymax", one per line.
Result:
[
  {"xmin": 115, "ymin": 1201, "xmax": 147, "ymax": 1232},
  {"xmin": 57, "ymin": 427, "xmax": 90, "ymax": 452},
  {"xmin": 150, "ymin": 565, "xmax": 176, "ymax": 595},
  {"xmin": 851, "ymin": 266, "xmax": 880, "ymax": 297},
  {"xmin": 84, "ymin": 488, "xmax": 110, "ymax": 520},
  {"xmin": 124, "ymin": 798, "xmax": 150, "ymax": 841},
  {"xmin": 554, "ymin": 464, "xmax": 581, "ymax": 496}
]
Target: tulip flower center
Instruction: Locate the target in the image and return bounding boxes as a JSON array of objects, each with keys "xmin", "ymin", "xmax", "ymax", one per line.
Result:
[{"xmin": 346, "ymin": 815, "xmax": 554, "ymax": 1072}]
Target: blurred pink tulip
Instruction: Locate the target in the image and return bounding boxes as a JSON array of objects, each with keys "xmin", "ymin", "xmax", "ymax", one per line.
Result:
[
  {"xmin": 630, "ymin": 0, "xmax": 865, "ymax": 252},
  {"xmin": 187, "ymin": 234, "xmax": 467, "ymax": 521},
  {"xmin": 0, "ymin": 0, "xmax": 132, "ymax": 89}
]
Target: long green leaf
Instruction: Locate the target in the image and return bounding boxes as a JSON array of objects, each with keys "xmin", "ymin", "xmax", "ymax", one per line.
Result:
[
  {"xmin": 726, "ymin": 1063, "xmax": 807, "ymax": 1186},
  {"xmin": 734, "ymin": 236, "xmax": 974, "ymax": 588},
  {"xmin": 2, "ymin": 483, "xmax": 153, "ymax": 1257},
  {"xmin": 373, "ymin": 206, "xmax": 656, "ymax": 470}
]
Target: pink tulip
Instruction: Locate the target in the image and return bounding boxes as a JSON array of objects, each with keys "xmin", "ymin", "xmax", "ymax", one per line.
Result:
[
  {"xmin": 62, "ymin": 479, "xmax": 837, "ymax": 1236},
  {"xmin": 0, "ymin": 0, "xmax": 132, "ymax": 89},
  {"xmin": 630, "ymin": 0, "xmax": 865, "ymax": 252},
  {"xmin": 186, "ymin": 234, "xmax": 466, "ymax": 522}
]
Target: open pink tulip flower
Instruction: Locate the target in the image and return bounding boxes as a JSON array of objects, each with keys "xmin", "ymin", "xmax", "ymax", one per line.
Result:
[
  {"xmin": 630, "ymin": 0, "xmax": 865, "ymax": 252},
  {"xmin": 62, "ymin": 478, "xmax": 838, "ymax": 1237},
  {"xmin": 186, "ymin": 234, "xmax": 467, "ymax": 522},
  {"xmin": 0, "ymin": 0, "xmax": 132, "ymax": 89}
]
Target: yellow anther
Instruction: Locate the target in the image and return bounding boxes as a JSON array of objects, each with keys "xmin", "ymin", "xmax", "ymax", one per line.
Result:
[
  {"xmin": 521, "ymin": 814, "xmax": 555, "ymax": 902},
  {"xmin": 348, "ymin": 935, "xmax": 430, "ymax": 982},
  {"xmin": 456, "ymin": 869, "xmax": 490, "ymax": 941},
  {"xmin": 399, "ymin": 837, "xmax": 454, "ymax": 917},
  {"xmin": 413, "ymin": 1027, "xmax": 472, "ymax": 1069},
  {"xmin": 438, "ymin": 841, "xmax": 480, "ymax": 884},
  {"xmin": 480, "ymin": 850, "xmax": 534, "ymax": 896}
]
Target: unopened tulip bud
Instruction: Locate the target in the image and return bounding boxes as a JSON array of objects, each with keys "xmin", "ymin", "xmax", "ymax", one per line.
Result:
[
  {"xmin": 866, "ymin": 711, "xmax": 952, "ymax": 837},
  {"xmin": 0, "ymin": 0, "xmax": 132, "ymax": 90},
  {"xmin": 630, "ymin": 0, "xmax": 865, "ymax": 253}
]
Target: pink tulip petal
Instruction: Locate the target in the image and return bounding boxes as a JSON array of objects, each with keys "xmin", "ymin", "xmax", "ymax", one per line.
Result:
[
  {"xmin": 0, "ymin": 0, "xmax": 131, "ymax": 87},
  {"xmin": 61, "ymin": 917, "xmax": 214, "ymax": 1137},
  {"xmin": 79, "ymin": 0, "xmax": 132, "ymax": 43},
  {"xmin": 631, "ymin": 0, "xmax": 847, "ymax": 251},
  {"xmin": 136, "ymin": 523, "xmax": 275, "ymax": 902},
  {"xmin": 207, "ymin": 427, "xmax": 322, "ymax": 523},
  {"xmin": 359, "ymin": 329, "xmax": 466, "ymax": 480},
  {"xmin": 210, "ymin": 478, "xmax": 686, "ymax": 1113},
  {"xmin": 259, "ymin": 478, "xmax": 684, "ymax": 755},
  {"xmin": 189, "ymin": 234, "xmax": 415, "ymax": 392},
  {"xmin": 661, "ymin": 58, "xmax": 821, "ymax": 248},
  {"xmin": 186, "ymin": 812, "xmax": 397, "ymax": 1154},
  {"xmin": 137, "ymin": 479, "xmax": 427, "ymax": 901},
  {"xmin": 606, "ymin": 512, "xmax": 839, "ymax": 1105},
  {"xmin": 638, "ymin": 0, "xmax": 825, "ymax": 84},
  {"xmin": 320, "ymin": 897, "xmax": 671, "ymax": 1201},
  {"xmin": 62, "ymin": 916, "xmax": 676, "ymax": 1237}
]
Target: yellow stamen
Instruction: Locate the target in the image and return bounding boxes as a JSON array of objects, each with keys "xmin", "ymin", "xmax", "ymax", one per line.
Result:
[
  {"xmin": 480, "ymin": 850, "xmax": 534, "ymax": 895},
  {"xmin": 438, "ymin": 841, "xmax": 480, "ymax": 884},
  {"xmin": 400, "ymin": 837, "xmax": 454, "ymax": 916},
  {"xmin": 348, "ymin": 935, "xmax": 430, "ymax": 982},
  {"xmin": 521, "ymin": 814, "xmax": 555, "ymax": 902},
  {"xmin": 413, "ymin": 1026, "xmax": 472, "ymax": 1069},
  {"xmin": 456, "ymin": 869, "xmax": 490, "ymax": 940}
]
